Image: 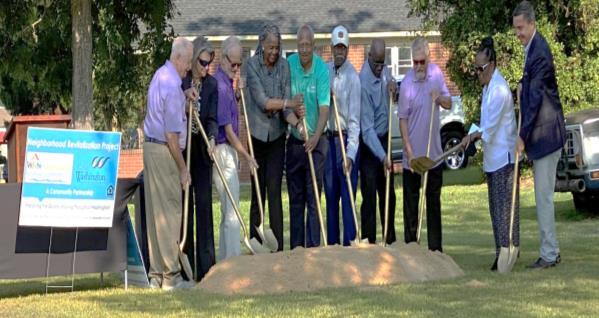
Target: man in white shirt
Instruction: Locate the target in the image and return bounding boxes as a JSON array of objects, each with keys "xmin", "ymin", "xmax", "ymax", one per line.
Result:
[
  {"xmin": 462, "ymin": 37, "xmax": 519, "ymax": 271},
  {"xmin": 324, "ymin": 25, "xmax": 361, "ymax": 246}
]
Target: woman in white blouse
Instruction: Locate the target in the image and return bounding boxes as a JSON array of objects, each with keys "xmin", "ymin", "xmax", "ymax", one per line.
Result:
[{"xmin": 462, "ymin": 37, "xmax": 520, "ymax": 271}]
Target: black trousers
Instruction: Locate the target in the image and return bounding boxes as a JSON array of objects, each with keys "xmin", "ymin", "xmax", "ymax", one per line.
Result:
[
  {"xmin": 249, "ymin": 134, "xmax": 285, "ymax": 251},
  {"xmin": 359, "ymin": 135, "xmax": 396, "ymax": 244},
  {"xmin": 402, "ymin": 165, "xmax": 443, "ymax": 252},
  {"xmin": 286, "ymin": 135, "xmax": 328, "ymax": 249},
  {"xmin": 182, "ymin": 133, "xmax": 215, "ymax": 281}
]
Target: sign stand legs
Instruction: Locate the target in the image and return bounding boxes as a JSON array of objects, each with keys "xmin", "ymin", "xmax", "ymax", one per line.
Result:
[{"xmin": 45, "ymin": 227, "xmax": 79, "ymax": 294}]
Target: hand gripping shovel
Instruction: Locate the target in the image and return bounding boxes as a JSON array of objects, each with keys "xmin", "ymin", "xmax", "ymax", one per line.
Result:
[
  {"xmin": 382, "ymin": 96, "xmax": 394, "ymax": 246},
  {"xmin": 415, "ymin": 101, "xmax": 436, "ymax": 244},
  {"xmin": 498, "ymin": 105, "xmax": 521, "ymax": 273},
  {"xmin": 179, "ymin": 101, "xmax": 195, "ymax": 280},
  {"xmin": 191, "ymin": 109, "xmax": 269, "ymax": 255},
  {"xmin": 301, "ymin": 117, "xmax": 328, "ymax": 246},
  {"xmin": 332, "ymin": 95, "xmax": 367, "ymax": 246},
  {"xmin": 240, "ymin": 89, "xmax": 279, "ymax": 252}
]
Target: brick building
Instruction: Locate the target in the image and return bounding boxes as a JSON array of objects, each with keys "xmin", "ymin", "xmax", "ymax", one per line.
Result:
[{"xmin": 122, "ymin": 0, "xmax": 460, "ymax": 181}]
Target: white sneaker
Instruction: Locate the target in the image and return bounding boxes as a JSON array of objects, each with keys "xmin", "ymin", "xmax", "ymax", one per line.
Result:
[
  {"xmin": 162, "ymin": 279, "xmax": 195, "ymax": 291},
  {"xmin": 149, "ymin": 278, "xmax": 161, "ymax": 289}
]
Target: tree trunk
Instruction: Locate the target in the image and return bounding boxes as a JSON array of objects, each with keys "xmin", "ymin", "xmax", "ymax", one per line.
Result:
[{"xmin": 71, "ymin": 0, "xmax": 93, "ymax": 130}]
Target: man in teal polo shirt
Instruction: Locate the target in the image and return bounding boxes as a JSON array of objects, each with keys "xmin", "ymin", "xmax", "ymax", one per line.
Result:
[{"xmin": 285, "ymin": 24, "xmax": 330, "ymax": 248}]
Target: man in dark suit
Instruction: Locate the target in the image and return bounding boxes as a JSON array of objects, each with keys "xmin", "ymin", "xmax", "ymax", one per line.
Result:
[{"xmin": 513, "ymin": 1, "xmax": 566, "ymax": 269}]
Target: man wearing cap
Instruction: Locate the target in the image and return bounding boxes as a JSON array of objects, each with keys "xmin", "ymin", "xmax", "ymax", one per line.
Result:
[
  {"xmin": 359, "ymin": 39, "xmax": 397, "ymax": 245},
  {"xmin": 324, "ymin": 25, "xmax": 361, "ymax": 246},
  {"xmin": 286, "ymin": 24, "xmax": 330, "ymax": 248}
]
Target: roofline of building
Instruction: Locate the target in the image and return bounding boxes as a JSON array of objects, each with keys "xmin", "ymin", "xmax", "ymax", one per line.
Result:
[{"xmin": 183, "ymin": 30, "xmax": 441, "ymax": 42}]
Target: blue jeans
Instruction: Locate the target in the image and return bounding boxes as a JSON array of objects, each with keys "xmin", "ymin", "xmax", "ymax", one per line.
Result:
[{"xmin": 324, "ymin": 134, "xmax": 359, "ymax": 246}]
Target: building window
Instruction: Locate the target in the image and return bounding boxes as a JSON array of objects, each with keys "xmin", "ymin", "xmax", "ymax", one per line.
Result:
[{"xmin": 364, "ymin": 45, "xmax": 412, "ymax": 80}]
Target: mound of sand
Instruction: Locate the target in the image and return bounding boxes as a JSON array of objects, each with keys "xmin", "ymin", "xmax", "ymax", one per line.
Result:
[{"xmin": 197, "ymin": 243, "xmax": 464, "ymax": 295}]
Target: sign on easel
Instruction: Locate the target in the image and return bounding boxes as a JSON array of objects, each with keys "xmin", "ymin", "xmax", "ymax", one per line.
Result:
[
  {"xmin": 19, "ymin": 127, "xmax": 121, "ymax": 228},
  {"xmin": 125, "ymin": 214, "xmax": 150, "ymax": 288}
]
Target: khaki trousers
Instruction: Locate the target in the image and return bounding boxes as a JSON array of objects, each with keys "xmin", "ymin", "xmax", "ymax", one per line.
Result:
[{"xmin": 143, "ymin": 142, "xmax": 182, "ymax": 285}]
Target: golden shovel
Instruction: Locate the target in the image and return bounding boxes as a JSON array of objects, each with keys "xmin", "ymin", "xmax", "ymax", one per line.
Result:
[
  {"xmin": 178, "ymin": 100, "xmax": 195, "ymax": 280},
  {"xmin": 331, "ymin": 95, "xmax": 367, "ymax": 246},
  {"xmin": 382, "ymin": 96, "xmax": 394, "ymax": 246},
  {"xmin": 301, "ymin": 117, "xmax": 328, "ymax": 246},
  {"xmin": 498, "ymin": 105, "xmax": 521, "ymax": 273},
  {"xmin": 192, "ymin": 109, "xmax": 270, "ymax": 255},
  {"xmin": 239, "ymin": 89, "xmax": 279, "ymax": 252}
]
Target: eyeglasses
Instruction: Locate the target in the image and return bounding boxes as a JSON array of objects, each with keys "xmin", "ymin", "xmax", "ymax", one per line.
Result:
[
  {"xmin": 474, "ymin": 63, "xmax": 490, "ymax": 74},
  {"xmin": 198, "ymin": 58, "xmax": 211, "ymax": 67},
  {"xmin": 413, "ymin": 59, "xmax": 426, "ymax": 66},
  {"xmin": 370, "ymin": 58, "xmax": 386, "ymax": 68},
  {"xmin": 225, "ymin": 55, "xmax": 242, "ymax": 69}
]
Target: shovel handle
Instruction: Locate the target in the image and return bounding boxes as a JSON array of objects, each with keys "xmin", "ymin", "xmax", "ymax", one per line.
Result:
[
  {"xmin": 508, "ymin": 106, "xmax": 521, "ymax": 244},
  {"xmin": 332, "ymin": 94, "xmax": 361, "ymax": 242},
  {"xmin": 239, "ymin": 89, "xmax": 270, "ymax": 242},
  {"xmin": 180, "ymin": 100, "xmax": 194, "ymax": 250},
  {"xmin": 302, "ymin": 116, "xmax": 328, "ymax": 246},
  {"xmin": 192, "ymin": 110, "xmax": 256, "ymax": 254},
  {"xmin": 416, "ymin": 100, "xmax": 436, "ymax": 243},
  {"xmin": 383, "ymin": 96, "xmax": 393, "ymax": 246}
]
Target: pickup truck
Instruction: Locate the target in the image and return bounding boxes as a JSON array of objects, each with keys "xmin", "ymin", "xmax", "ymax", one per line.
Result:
[{"xmin": 555, "ymin": 108, "xmax": 599, "ymax": 213}]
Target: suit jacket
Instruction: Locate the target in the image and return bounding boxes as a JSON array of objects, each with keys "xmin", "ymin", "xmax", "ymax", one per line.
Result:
[
  {"xmin": 519, "ymin": 32, "xmax": 566, "ymax": 160},
  {"xmin": 182, "ymin": 72, "xmax": 219, "ymax": 161}
]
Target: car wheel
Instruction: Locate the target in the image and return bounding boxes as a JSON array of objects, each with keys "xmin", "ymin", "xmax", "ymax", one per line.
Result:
[{"xmin": 442, "ymin": 130, "xmax": 467, "ymax": 170}]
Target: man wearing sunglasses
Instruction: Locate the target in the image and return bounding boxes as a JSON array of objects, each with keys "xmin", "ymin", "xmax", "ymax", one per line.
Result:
[
  {"xmin": 359, "ymin": 38, "xmax": 397, "ymax": 245},
  {"xmin": 180, "ymin": 35, "xmax": 218, "ymax": 281},
  {"xmin": 213, "ymin": 36, "xmax": 258, "ymax": 259},
  {"xmin": 398, "ymin": 36, "xmax": 452, "ymax": 252}
]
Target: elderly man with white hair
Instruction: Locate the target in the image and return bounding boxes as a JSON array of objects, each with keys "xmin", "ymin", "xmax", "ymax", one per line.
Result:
[
  {"xmin": 143, "ymin": 37, "xmax": 195, "ymax": 290},
  {"xmin": 398, "ymin": 36, "xmax": 452, "ymax": 252},
  {"xmin": 213, "ymin": 36, "xmax": 258, "ymax": 259}
]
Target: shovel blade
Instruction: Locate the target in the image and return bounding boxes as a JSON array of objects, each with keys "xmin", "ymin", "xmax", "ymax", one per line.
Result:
[
  {"xmin": 179, "ymin": 250, "xmax": 194, "ymax": 280},
  {"xmin": 248, "ymin": 237, "xmax": 271, "ymax": 254},
  {"xmin": 263, "ymin": 228, "xmax": 279, "ymax": 252},
  {"xmin": 410, "ymin": 157, "xmax": 435, "ymax": 174},
  {"xmin": 497, "ymin": 245, "xmax": 519, "ymax": 273}
]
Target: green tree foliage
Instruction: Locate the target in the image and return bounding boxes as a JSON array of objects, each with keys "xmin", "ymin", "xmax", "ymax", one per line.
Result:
[
  {"xmin": 408, "ymin": 0, "xmax": 599, "ymax": 123},
  {"xmin": 0, "ymin": 0, "xmax": 175, "ymax": 131}
]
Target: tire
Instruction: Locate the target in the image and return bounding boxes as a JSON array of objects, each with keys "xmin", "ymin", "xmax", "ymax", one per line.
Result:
[
  {"xmin": 442, "ymin": 130, "xmax": 468, "ymax": 170},
  {"xmin": 573, "ymin": 191, "xmax": 599, "ymax": 214}
]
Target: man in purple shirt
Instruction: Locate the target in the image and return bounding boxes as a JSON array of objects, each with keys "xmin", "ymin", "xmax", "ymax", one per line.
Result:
[
  {"xmin": 398, "ymin": 36, "xmax": 452, "ymax": 252},
  {"xmin": 143, "ymin": 37, "xmax": 194, "ymax": 291},
  {"xmin": 212, "ymin": 36, "xmax": 258, "ymax": 260}
]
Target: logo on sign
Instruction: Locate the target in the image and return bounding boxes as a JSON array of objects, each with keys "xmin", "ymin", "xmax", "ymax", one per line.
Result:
[{"xmin": 92, "ymin": 156, "xmax": 110, "ymax": 168}]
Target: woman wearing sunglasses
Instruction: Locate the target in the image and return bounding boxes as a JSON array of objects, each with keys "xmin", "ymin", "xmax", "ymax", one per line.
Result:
[
  {"xmin": 180, "ymin": 35, "xmax": 218, "ymax": 281},
  {"xmin": 461, "ymin": 37, "xmax": 519, "ymax": 271}
]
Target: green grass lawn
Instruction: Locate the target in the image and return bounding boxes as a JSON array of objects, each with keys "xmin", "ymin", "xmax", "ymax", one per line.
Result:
[{"xmin": 1, "ymin": 167, "xmax": 598, "ymax": 318}]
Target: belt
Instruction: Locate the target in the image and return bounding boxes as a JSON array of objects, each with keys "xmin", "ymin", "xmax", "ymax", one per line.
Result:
[
  {"xmin": 326, "ymin": 130, "xmax": 347, "ymax": 138},
  {"xmin": 144, "ymin": 137, "xmax": 167, "ymax": 145}
]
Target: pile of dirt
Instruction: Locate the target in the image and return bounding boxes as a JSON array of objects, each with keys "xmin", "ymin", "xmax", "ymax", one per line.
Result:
[{"xmin": 197, "ymin": 243, "xmax": 464, "ymax": 295}]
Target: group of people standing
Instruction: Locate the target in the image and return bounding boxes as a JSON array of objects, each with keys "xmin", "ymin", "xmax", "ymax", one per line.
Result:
[{"xmin": 142, "ymin": 0, "xmax": 565, "ymax": 291}]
